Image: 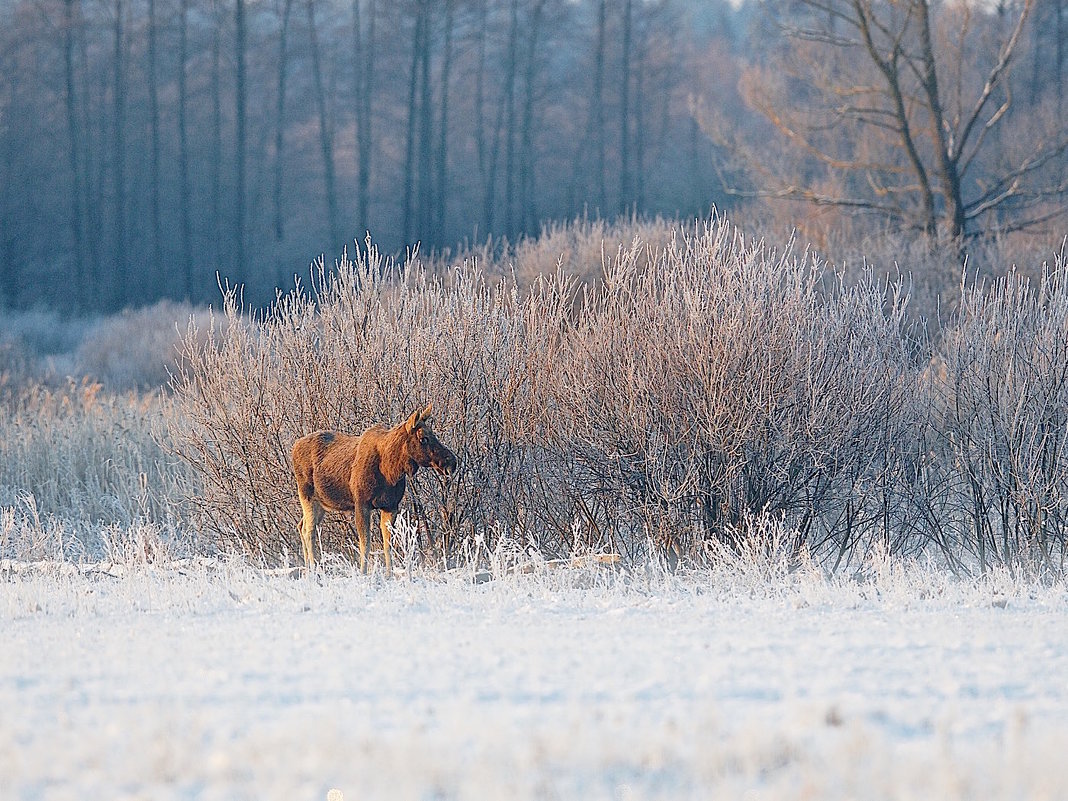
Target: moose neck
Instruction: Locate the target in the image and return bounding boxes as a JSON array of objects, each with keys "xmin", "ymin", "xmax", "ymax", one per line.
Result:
[{"xmin": 378, "ymin": 423, "xmax": 415, "ymax": 486}]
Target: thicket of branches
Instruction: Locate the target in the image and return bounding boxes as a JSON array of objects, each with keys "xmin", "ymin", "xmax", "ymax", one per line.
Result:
[{"xmin": 169, "ymin": 219, "xmax": 1068, "ymax": 573}]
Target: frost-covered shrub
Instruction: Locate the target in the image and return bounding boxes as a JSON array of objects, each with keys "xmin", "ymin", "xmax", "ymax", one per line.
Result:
[
  {"xmin": 501, "ymin": 215, "xmax": 678, "ymax": 286},
  {"xmin": 169, "ymin": 241, "xmax": 568, "ymax": 563},
  {"xmin": 0, "ymin": 308, "xmax": 87, "ymax": 359},
  {"xmin": 73, "ymin": 300, "xmax": 203, "ymax": 391},
  {"xmin": 169, "ymin": 218, "xmax": 922, "ymax": 566},
  {"xmin": 548, "ymin": 224, "xmax": 923, "ymax": 563},
  {"xmin": 933, "ymin": 260, "xmax": 1068, "ymax": 572}
]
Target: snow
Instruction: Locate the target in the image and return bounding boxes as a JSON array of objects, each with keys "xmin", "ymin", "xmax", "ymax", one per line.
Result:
[{"xmin": 3, "ymin": 558, "xmax": 1068, "ymax": 800}]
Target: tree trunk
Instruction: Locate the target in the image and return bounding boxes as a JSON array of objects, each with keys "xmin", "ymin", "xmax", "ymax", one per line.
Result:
[
  {"xmin": 567, "ymin": 0, "xmax": 607, "ymax": 218},
  {"xmin": 1058, "ymin": 0, "xmax": 1065, "ymax": 112},
  {"xmin": 634, "ymin": 44, "xmax": 646, "ymax": 210},
  {"xmin": 593, "ymin": 0, "xmax": 607, "ymax": 214},
  {"xmin": 0, "ymin": 81, "xmax": 14, "ymax": 307},
  {"xmin": 353, "ymin": 0, "xmax": 376, "ymax": 239},
  {"xmin": 503, "ymin": 0, "xmax": 519, "ymax": 239},
  {"xmin": 434, "ymin": 0, "xmax": 454, "ymax": 246},
  {"xmin": 483, "ymin": 0, "xmax": 506, "ymax": 236},
  {"xmin": 519, "ymin": 0, "xmax": 545, "ymax": 236},
  {"xmin": 112, "ymin": 0, "xmax": 127, "ymax": 309},
  {"xmin": 63, "ymin": 0, "xmax": 87, "ymax": 310},
  {"xmin": 474, "ymin": 0, "xmax": 488, "ymax": 233},
  {"xmin": 147, "ymin": 0, "xmax": 162, "ymax": 282},
  {"xmin": 417, "ymin": 0, "xmax": 434, "ymax": 244},
  {"xmin": 402, "ymin": 3, "xmax": 425, "ymax": 247},
  {"xmin": 852, "ymin": 0, "xmax": 938, "ymax": 236},
  {"xmin": 1029, "ymin": 0, "xmax": 1045, "ymax": 106},
  {"xmin": 619, "ymin": 0, "xmax": 633, "ymax": 214},
  {"xmin": 79, "ymin": 20, "xmax": 101, "ymax": 300},
  {"xmin": 307, "ymin": 0, "xmax": 340, "ymax": 252},
  {"xmin": 211, "ymin": 1, "xmax": 223, "ymax": 273},
  {"xmin": 915, "ymin": 0, "xmax": 966, "ymax": 241},
  {"xmin": 235, "ymin": 0, "xmax": 248, "ymax": 285},
  {"xmin": 273, "ymin": 0, "xmax": 293, "ymax": 285},
  {"xmin": 178, "ymin": 0, "xmax": 193, "ymax": 300}
]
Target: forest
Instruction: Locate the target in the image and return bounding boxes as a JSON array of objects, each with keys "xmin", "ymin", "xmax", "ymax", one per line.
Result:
[{"xmin": 2, "ymin": 0, "xmax": 1065, "ymax": 312}]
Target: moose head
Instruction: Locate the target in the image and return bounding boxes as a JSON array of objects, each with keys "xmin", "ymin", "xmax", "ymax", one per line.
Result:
[{"xmin": 403, "ymin": 403, "xmax": 457, "ymax": 477}]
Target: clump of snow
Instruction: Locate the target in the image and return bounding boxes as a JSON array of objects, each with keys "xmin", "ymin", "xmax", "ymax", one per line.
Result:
[{"xmin": 3, "ymin": 558, "xmax": 1067, "ymax": 800}]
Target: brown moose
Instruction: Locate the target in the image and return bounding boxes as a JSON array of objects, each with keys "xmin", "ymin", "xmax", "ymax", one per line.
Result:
[{"xmin": 291, "ymin": 404, "xmax": 457, "ymax": 574}]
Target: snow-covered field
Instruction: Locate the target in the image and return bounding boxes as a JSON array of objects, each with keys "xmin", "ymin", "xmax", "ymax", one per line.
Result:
[{"xmin": 4, "ymin": 557, "xmax": 1068, "ymax": 801}]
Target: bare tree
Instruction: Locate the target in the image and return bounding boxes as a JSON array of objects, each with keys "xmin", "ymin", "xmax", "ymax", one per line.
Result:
[
  {"xmin": 567, "ymin": 0, "xmax": 608, "ymax": 218},
  {"xmin": 111, "ymin": 0, "xmax": 127, "ymax": 308},
  {"xmin": 63, "ymin": 0, "xmax": 87, "ymax": 309},
  {"xmin": 178, "ymin": 0, "xmax": 193, "ymax": 300},
  {"xmin": 417, "ymin": 0, "xmax": 434, "ymax": 242},
  {"xmin": 474, "ymin": 0, "xmax": 490, "ymax": 228},
  {"xmin": 592, "ymin": 0, "xmax": 607, "ymax": 214},
  {"xmin": 272, "ymin": 0, "xmax": 293, "ymax": 271},
  {"xmin": 706, "ymin": 0, "xmax": 1068, "ymax": 242},
  {"xmin": 434, "ymin": 0, "xmax": 454, "ymax": 246},
  {"xmin": 353, "ymin": 0, "xmax": 376, "ymax": 238},
  {"xmin": 619, "ymin": 0, "xmax": 633, "ymax": 214},
  {"xmin": 0, "ymin": 33, "xmax": 15, "ymax": 307},
  {"xmin": 235, "ymin": 0, "xmax": 248, "ymax": 284},
  {"xmin": 503, "ymin": 0, "xmax": 519, "ymax": 238},
  {"xmin": 518, "ymin": 0, "xmax": 546, "ymax": 235},
  {"xmin": 147, "ymin": 0, "xmax": 162, "ymax": 278},
  {"xmin": 306, "ymin": 0, "xmax": 340, "ymax": 252},
  {"xmin": 402, "ymin": 0, "xmax": 427, "ymax": 247},
  {"xmin": 210, "ymin": 0, "xmax": 224, "ymax": 272}
]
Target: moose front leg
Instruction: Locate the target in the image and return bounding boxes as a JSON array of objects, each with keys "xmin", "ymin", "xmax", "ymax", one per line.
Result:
[
  {"xmin": 379, "ymin": 509, "xmax": 396, "ymax": 577},
  {"xmin": 354, "ymin": 503, "xmax": 372, "ymax": 574}
]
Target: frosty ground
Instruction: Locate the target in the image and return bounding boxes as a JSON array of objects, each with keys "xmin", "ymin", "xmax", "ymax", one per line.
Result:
[{"xmin": 4, "ymin": 558, "xmax": 1068, "ymax": 801}]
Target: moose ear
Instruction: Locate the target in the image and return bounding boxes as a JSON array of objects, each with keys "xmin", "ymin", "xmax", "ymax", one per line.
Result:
[
  {"xmin": 405, "ymin": 409, "xmax": 421, "ymax": 433},
  {"xmin": 406, "ymin": 403, "xmax": 434, "ymax": 432}
]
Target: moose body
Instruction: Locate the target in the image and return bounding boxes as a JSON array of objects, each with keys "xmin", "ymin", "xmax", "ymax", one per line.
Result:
[{"xmin": 292, "ymin": 405, "xmax": 456, "ymax": 573}]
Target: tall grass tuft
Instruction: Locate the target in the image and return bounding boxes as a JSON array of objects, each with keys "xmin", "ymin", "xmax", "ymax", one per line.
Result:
[{"xmin": 0, "ymin": 381, "xmax": 193, "ymax": 560}]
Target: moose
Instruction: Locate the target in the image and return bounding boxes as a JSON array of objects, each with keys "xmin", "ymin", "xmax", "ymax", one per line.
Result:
[{"xmin": 291, "ymin": 404, "xmax": 457, "ymax": 574}]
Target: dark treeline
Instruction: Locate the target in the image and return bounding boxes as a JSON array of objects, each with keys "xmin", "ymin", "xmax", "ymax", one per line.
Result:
[
  {"xmin": 1, "ymin": 0, "xmax": 1065, "ymax": 312},
  {"xmin": 0, "ymin": 0, "xmax": 736, "ymax": 311}
]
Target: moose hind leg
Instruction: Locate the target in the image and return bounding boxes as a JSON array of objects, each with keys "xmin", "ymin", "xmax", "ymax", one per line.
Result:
[
  {"xmin": 297, "ymin": 486, "xmax": 322, "ymax": 569},
  {"xmin": 354, "ymin": 504, "xmax": 371, "ymax": 575}
]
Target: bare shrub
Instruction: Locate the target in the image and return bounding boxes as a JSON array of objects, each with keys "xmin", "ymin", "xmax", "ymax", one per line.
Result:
[
  {"xmin": 933, "ymin": 256, "xmax": 1068, "ymax": 572},
  {"xmin": 0, "ymin": 308, "xmax": 87, "ymax": 358},
  {"xmin": 169, "ymin": 242, "xmax": 572, "ymax": 564},
  {"xmin": 457, "ymin": 215, "xmax": 680, "ymax": 288},
  {"xmin": 73, "ymin": 300, "xmax": 203, "ymax": 392},
  {"xmin": 546, "ymin": 224, "xmax": 924, "ymax": 565},
  {"xmin": 169, "ymin": 218, "xmax": 924, "ymax": 568},
  {"xmin": 0, "ymin": 309, "xmax": 89, "ymax": 396},
  {"xmin": 722, "ymin": 201, "xmax": 1068, "ymax": 336}
]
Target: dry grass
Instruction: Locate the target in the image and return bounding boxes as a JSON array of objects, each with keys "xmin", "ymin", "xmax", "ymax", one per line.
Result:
[{"xmin": 0, "ymin": 381, "xmax": 193, "ymax": 561}]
